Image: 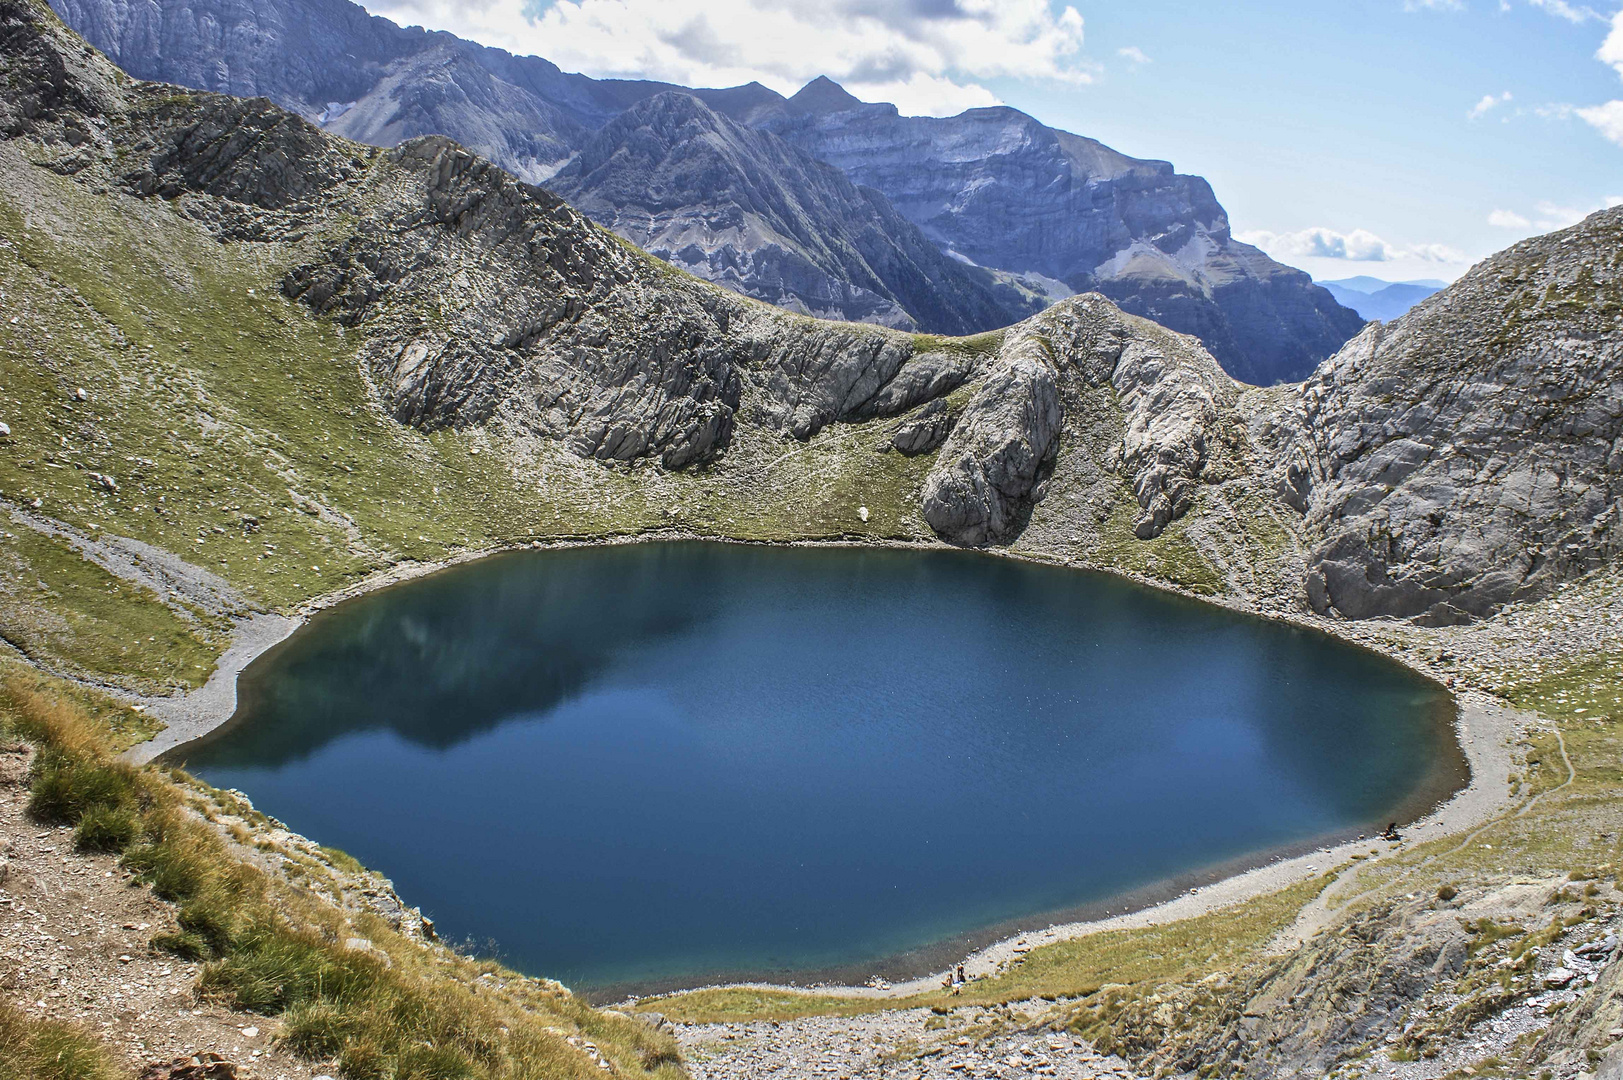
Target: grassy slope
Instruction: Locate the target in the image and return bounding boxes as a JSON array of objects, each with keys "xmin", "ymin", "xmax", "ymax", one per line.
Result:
[
  {"xmin": 0, "ymin": 660, "xmax": 687, "ymax": 1080},
  {"xmin": 0, "ymin": 145, "xmax": 946, "ymax": 691}
]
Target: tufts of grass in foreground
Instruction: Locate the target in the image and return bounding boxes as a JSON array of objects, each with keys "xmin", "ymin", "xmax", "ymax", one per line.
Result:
[
  {"xmin": 0, "ymin": 666, "xmax": 687, "ymax": 1080},
  {"xmin": 0, "ymin": 1000, "xmax": 121, "ymax": 1080}
]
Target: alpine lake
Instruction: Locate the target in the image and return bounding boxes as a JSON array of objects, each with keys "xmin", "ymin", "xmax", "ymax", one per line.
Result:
[{"xmin": 174, "ymin": 542, "xmax": 1463, "ymax": 997}]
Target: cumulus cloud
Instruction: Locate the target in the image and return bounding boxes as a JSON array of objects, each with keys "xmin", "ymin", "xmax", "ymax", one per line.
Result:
[
  {"xmin": 1558, "ymin": 12, "xmax": 1623, "ymax": 146},
  {"xmin": 1236, "ymin": 227, "xmax": 1464, "ymax": 264},
  {"xmin": 1602, "ymin": 11, "xmax": 1623, "ymax": 78},
  {"xmin": 1488, "ymin": 209, "xmax": 1532, "ymax": 227},
  {"xmin": 1535, "ymin": 199, "xmax": 1610, "ymax": 227},
  {"xmin": 362, "ymin": 0, "xmax": 1091, "ymax": 116},
  {"xmin": 1578, "ymin": 100, "xmax": 1623, "ymax": 145},
  {"xmin": 1116, "ymin": 45, "xmax": 1151, "ymax": 65},
  {"xmin": 1469, "ymin": 91, "xmax": 1512, "ymax": 119}
]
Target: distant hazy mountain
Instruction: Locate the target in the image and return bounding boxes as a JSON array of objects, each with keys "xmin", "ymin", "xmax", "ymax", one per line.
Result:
[
  {"xmin": 1319, "ymin": 278, "xmax": 1446, "ymax": 323},
  {"xmin": 747, "ymin": 79, "xmax": 1364, "ymax": 384},
  {"xmin": 49, "ymin": 0, "xmax": 1365, "ymax": 381}
]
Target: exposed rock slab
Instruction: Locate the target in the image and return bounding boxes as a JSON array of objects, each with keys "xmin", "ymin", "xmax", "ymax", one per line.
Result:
[{"xmin": 1281, "ymin": 208, "xmax": 1623, "ymax": 622}]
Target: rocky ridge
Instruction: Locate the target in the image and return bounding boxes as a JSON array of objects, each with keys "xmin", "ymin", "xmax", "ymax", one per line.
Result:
[
  {"xmin": 45, "ymin": 0, "xmax": 1365, "ymax": 379},
  {"xmin": 756, "ymin": 80, "xmax": 1367, "ymax": 384},
  {"xmin": 1280, "ymin": 213, "xmax": 1623, "ymax": 624},
  {"xmin": 547, "ymin": 91, "xmax": 1038, "ymax": 334},
  {"xmin": 11, "ymin": 0, "xmax": 1622, "ymax": 623}
]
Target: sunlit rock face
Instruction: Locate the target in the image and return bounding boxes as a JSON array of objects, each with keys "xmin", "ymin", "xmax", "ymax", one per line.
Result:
[
  {"xmin": 1277, "ymin": 206, "xmax": 1623, "ymax": 623},
  {"xmin": 49, "ymin": 0, "xmax": 1364, "ymax": 377}
]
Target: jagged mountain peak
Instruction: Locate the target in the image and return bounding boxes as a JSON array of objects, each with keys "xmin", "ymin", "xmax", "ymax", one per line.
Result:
[{"xmin": 788, "ymin": 75, "xmax": 864, "ymax": 114}]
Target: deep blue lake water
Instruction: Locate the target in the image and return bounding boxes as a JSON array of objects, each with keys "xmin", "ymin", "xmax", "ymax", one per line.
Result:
[{"xmin": 177, "ymin": 542, "xmax": 1460, "ymax": 993}]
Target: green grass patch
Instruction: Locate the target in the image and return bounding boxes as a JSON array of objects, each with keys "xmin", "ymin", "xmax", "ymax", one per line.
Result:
[
  {"xmin": 0, "ymin": 524, "xmax": 223, "ymax": 690},
  {"xmin": 1090, "ymin": 485, "xmax": 1224, "ymax": 595}
]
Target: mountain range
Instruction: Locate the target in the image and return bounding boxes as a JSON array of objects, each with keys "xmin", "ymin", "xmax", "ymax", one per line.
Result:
[
  {"xmin": 1318, "ymin": 276, "xmax": 1446, "ymax": 322},
  {"xmin": 45, "ymin": 0, "xmax": 1366, "ymax": 383}
]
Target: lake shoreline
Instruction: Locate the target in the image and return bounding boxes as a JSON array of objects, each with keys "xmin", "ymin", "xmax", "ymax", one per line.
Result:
[
  {"xmin": 120, "ymin": 530, "xmax": 1527, "ymax": 1006},
  {"xmin": 595, "ymin": 692, "xmax": 1522, "ymax": 1004}
]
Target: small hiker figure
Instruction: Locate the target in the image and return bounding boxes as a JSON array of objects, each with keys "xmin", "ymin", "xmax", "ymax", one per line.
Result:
[
  {"xmin": 956, "ymin": 963, "xmax": 966, "ymax": 984},
  {"xmin": 1382, "ymin": 821, "xmax": 1402, "ymax": 842}
]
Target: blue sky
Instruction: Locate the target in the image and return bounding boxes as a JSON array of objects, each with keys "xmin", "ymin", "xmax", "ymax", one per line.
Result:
[{"xmin": 366, "ymin": 0, "xmax": 1623, "ymax": 283}]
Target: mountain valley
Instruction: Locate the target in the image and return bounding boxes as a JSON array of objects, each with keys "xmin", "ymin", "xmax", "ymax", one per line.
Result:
[{"xmin": 0, "ymin": 2, "xmax": 1622, "ymax": 1079}]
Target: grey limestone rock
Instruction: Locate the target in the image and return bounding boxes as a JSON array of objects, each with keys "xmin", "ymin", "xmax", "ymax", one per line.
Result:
[
  {"xmin": 1282, "ymin": 207, "xmax": 1623, "ymax": 623},
  {"xmin": 888, "ymin": 399, "xmax": 956, "ymax": 456},
  {"xmin": 759, "ymin": 80, "xmax": 1365, "ymax": 384},
  {"xmin": 548, "ymin": 91, "xmax": 1038, "ymax": 335},
  {"xmin": 920, "ymin": 347, "xmax": 1061, "ymax": 547},
  {"xmin": 918, "ymin": 295, "xmax": 1230, "ymax": 546}
]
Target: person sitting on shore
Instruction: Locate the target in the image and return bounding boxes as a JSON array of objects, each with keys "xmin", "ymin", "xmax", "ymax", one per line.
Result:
[{"xmin": 1382, "ymin": 822, "xmax": 1402, "ymax": 842}]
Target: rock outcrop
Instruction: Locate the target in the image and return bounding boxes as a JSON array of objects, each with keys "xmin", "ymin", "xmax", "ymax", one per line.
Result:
[
  {"xmin": 1282, "ymin": 208, "xmax": 1623, "ymax": 623},
  {"xmin": 47, "ymin": 0, "xmax": 1365, "ymax": 377},
  {"xmin": 922, "ymin": 296, "xmax": 1235, "ymax": 546},
  {"xmin": 921, "ymin": 346, "xmax": 1061, "ymax": 546}
]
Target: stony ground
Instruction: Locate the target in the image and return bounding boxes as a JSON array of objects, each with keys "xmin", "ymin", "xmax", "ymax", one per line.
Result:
[
  {"xmin": 0, "ymin": 741, "xmax": 330, "ymax": 1080},
  {"xmin": 669, "ymin": 907, "xmax": 1623, "ymax": 1080},
  {"xmin": 676, "ymin": 1002, "xmax": 1146, "ymax": 1080}
]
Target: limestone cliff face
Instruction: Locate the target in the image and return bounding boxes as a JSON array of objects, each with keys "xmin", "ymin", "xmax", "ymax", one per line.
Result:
[
  {"xmin": 921, "ymin": 297, "xmax": 1236, "ymax": 546},
  {"xmin": 547, "ymin": 91, "xmax": 1039, "ymax": 335},
  {"xmin": 1280, "ymin": 208, "xmax": 1623, "ymax": 624},
  {"xmin": 47, "ymin": 0, "xmax": 1364, "ymax": 380},
  {"xmin": 754, "ymin": 81, "xmax": 1367, "ymax": 385}
]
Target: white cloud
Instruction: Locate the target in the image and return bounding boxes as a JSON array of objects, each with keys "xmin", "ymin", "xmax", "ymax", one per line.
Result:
[
  {"xmin": 1116, "ymin": 45, "xmax": 1151, "ymax": 65},
  {"xmin": 1601, "ymin": 11, "xmax": 1623, "ymax": 78},
  {"xmin": 1403, "ymin": 0, "xmax": 1463, "ymax": 11},
  {"xmin": 362, "ymin": 0, "xmax": 1091, "ymax": 116},
  {"xmin": 1528, "ymin": 0, "xmax": 1603, "ymax": 23},
  {"xmin": 1469, "ymin": 91, "xmax": 1512, "ymax": 119},
  {"xmin": 1406, "ymin": 242, "xmax": 1471, "ymax": 262},
  {"xmin": 1577, "ymin": 100, "xmax": 1623, "ymax": 145},
  {"xmin": 1236, "ymin": 227, "xmax": 1464, "ymax": 263},
  {"xmin": 1485, "ymin": 200, "xmax": 1618, "ymax": 233}
]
